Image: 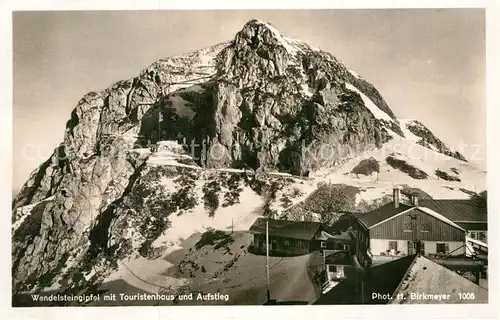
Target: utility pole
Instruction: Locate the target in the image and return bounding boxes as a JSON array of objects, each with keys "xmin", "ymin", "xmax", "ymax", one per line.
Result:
[
  {"xmin": 231, "ymin": 218, "xmax": 234, "ymax": 234},
  {"xmin": 158, "ymin": 107, "xmax": 162, "ymax": 143},
  {"xmin": 266, "ymin": 218, "xmax": 270, "ymax": 301}
]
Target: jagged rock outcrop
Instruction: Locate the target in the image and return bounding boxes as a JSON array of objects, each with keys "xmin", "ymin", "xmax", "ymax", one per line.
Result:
[
  {"xmin": 201, "ymin": 20, "xmax": 403, "ymax": 173},
  {"xmin": 400, "ymin": 119, "xmax": 467, "ymax": 161},
  {"xmin": 12, "ymin": 19, "xmax": 468, "ymax": 294}
]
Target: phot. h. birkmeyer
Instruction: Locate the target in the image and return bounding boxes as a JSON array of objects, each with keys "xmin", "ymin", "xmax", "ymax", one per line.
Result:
[{"xmin": 12, "ymin": 10, "xmax": 488, "ymax": 306}]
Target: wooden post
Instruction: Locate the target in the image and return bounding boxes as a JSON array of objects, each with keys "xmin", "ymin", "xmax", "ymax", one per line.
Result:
[{"xmin": 266, "ymin": 219, "xmax": 270, "ymax": 301}]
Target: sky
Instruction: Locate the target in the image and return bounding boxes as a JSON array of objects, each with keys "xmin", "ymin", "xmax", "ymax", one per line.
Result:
[{"xmin": 12, "ymin": 9, "xmax": 486, "ymax": 192}]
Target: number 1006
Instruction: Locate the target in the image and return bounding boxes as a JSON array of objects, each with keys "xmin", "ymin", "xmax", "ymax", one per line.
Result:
[{"xmin": 459, "ymin": 293, "xmax": 475, "ymax": 300}]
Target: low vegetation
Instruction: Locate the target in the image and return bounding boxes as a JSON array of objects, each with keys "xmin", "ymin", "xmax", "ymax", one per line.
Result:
[
  {"xmin": 351, "ymin": 157, "xmax": 380, "ymax": 176},
  {"xmin": 120, "ymin": 166, "xmax": 199, "ymax": 257},
  {"xmin": 284, "ymin": 183, "xmax": 360, "ymax": 225},
  {"xmin": 202, "ymin": 180, "xmax": 221, "ymax": 217},
  {"xmin": 195, "ymin": 229, "xmax": 234, "ymax": 251},
  {"xmin": 400, "ymin": 185, "xmax": 433, "ymax": 199},
  {"xmin": 221, "ymin": 174, "xmax": 243, "ymax": 207},
  {"xmin": 385, "ymin": 156, "xmax": 428, "ymax": 180},
  {"xmin": 470, "ymin": 190, "xmax": 487, "ymax": 208},
  {"xmin": 435, "ymin": 169, "xmax": 461, "ymax": 182}
]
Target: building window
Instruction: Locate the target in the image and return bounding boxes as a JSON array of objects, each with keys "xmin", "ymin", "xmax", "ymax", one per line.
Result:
[
  {"xmin": 329, "ymin": 265, "xmax": 344, "ymax": 273},
  {"xmin": 413, "ymin": 241, "xmax": 425, "ymax": 254},
  {"xmin": 284, "ymin": 240, "xmax": 290, "ymax": 246},
  {"xmin": 320, "ymin": 241, "xmax": 326, "ymax": 248},
  {"xmin": 389, "ymin": 241, "xmax": 398, "ymax": 251},
  {"xmin": 471, "ymin": 231, "xmax": 487, "ymax": 242},
  {"xmin": 421, "ymin": 222, "xmax": 431, "ymax": 232},
  {"xmin": 404, "ymin": 215, "xmax": 413, "ymax": 231},
  {"xmin": 344, "ymin": 244, "xmax": 350, "ymax": 251},
  {"xmin": 436, "ymin": 243, "xmax": 449, "ymax": 254},
  {"xmin": 298, "ymin": 241, "xmax": 304, "ymax": 249},
  {"xmin": 478, "ymin": 232, "xmax": 487, "ymax": 241}
]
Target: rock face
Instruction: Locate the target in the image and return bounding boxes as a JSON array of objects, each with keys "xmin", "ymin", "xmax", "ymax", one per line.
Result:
[
  {"xmin": 400, "ymin": 119, "xmax": 467, "ymax": 161},
  {"xmin": 11, "ymin": 19, "xmax": 466, "ymax": 293}
]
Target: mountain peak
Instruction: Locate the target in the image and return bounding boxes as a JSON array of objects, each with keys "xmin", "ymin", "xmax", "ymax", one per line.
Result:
[{"xmin": 234, "ymin": 19, "xmax": 300, "ymax": 56}]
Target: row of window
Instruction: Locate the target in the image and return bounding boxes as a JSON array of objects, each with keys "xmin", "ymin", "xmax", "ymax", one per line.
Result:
[
  {"xmin": 259, "ymin": 238, "xmax": 350, "ymax": 251},
  {"xmin": 469, "ymin": 231, "xmax": 487, "ymax": 241},
  {"xmin": 279, "ymin": 239, "xmax": 306, "ymax": 249},
  {"xmin": 388, "ymin": 241, "xmax": 450, "ymax": 254}
]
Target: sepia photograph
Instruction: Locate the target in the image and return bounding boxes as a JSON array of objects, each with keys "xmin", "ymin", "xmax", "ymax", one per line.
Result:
[{"xmin": 8, "ymin": 7, "xmax": 492, "ymax": 311}]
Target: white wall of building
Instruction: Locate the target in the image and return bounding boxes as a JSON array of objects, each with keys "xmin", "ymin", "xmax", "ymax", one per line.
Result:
[
  {"xmin": 467, "ymin": 230, "xmax": 488, "ymax": 243},
  {"xmin": 370, "ymin": 239, "xmax": 408, "ymax": 256},
  {"xmin": 370, "ymin": 239, "xmax": 465, "ymax": 256},
  {"xmin": 423, "ymin": 241, "xmax": 465, "ymax": 256}
]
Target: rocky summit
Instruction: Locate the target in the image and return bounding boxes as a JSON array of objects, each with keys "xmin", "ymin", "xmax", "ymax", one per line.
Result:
[{"xmin": 12, "ymin": 19, "xmax": 477, "ymax": 299}]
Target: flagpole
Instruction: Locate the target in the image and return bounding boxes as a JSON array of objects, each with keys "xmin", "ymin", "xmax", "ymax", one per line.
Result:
[{"xmin": 266, "ymin": 218, "xmax": 270, "ymax": 301}]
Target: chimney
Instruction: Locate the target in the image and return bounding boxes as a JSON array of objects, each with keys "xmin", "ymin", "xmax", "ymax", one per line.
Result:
[
  {"xmin": 393, "ymin": 186, "xmax": 401, "ymax": 208},
  {"xmin": 412, "ymin": 194, "xmax": 419, "ymax": 207}
]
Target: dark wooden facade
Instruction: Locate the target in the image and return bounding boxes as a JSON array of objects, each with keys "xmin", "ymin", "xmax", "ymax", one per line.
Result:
[
  {"xmin": 370, "ymin": 208, "xmax": 465, "ymax": 241},
  {"xmin": 253, "ymin": 233, "xmax": 315, "ymax": 255},
  {"xmin": 252, "ymin": 233, "xmax": 344, "ymax": 256},
  {"xmin": 350, "ymin": 219, "xmax": 371, "ymax": 269}
]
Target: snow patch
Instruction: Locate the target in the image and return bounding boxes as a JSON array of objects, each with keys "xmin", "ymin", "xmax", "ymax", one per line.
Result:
[
  {"xmin": 106, "ymin": 258, "xmax": 189, "ymax": 293},
  {"xmin": 168, "ymin": 95, "xmax": 195, "ymax": 119},
  {"xmin": 348, "ymin": 69, "xmax": 361, "ymax": 79},
  {"xmin": 315, "ymin": 134, "xmax": 485, "ymax": 200},
  {"xmin": 12, "ymin": 196, "xmax": 55, "ymax": 232},
  {"xmin": 355, "ymin": 188, "xmax": 389, "ymax": 205},
  {"xmin": 399, "ymin": 119, "xmax": 423, "ymax": 143},
  {"xmin": 253, "ymin": 20, "xmax": 300, "ymax": 56},
  {"xmin": 301, "ymin": 83, "xmax": 314, "ymax": 97},
  {"xmin": 345, "ymin": 83, "xmax": 394, "ymax": 122},
  {"xmin": 151, "ymin": 185, "xmax": 262, "ymax": 253}
]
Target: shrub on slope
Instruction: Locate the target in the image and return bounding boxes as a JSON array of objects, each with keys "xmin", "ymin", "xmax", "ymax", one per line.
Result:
[
  {"xmin": 351, "ymin": 157, "xmax": 380, "ymax": 176},
  {"xmin": 386, "ymin": 156, "xmax": 428, "ymax": 180},
  {"xmin": 435, "ymin": 169, "xmax": 461, "ymax": 182},
  {"xmin": 284, "ymin": 183, "xmax": 360, "ymax": 225}
]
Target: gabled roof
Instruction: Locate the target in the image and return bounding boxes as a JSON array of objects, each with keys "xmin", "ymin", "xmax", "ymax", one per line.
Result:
[
  {"xmin": 390, "ymin": 255, "xmax": 488, "ymax": 304},
  {"xmin": 356, "ymin": 202, "xmax": 468, "ymax": 232},
  {"xmin": 418, "ymin": 199, "xmax": 487, "ymax": 222},
  {"xmin": 314, "ymin": 255, "xmax": 416, "ymax": 304},
  {"xmin": 417, "ymin": 207, "xmax": 466, "ymax": 231},
  {"xmin": 249, "ymin": 217, "xmax": 322, "ymax": 240},
  {"xmin": 325, "ymin": 250, "xmax": 353, "ymax": 266},
  {"xmin": 315, "ymin": 254, "xmax": 488, "ymax": 304},
  {"xmin": 356, "ymin": 202, "xmax": 413, "ymax": 229},
  {"xmin": 456, "ymin": 222, "xmax": 487, "ymax": 231}
]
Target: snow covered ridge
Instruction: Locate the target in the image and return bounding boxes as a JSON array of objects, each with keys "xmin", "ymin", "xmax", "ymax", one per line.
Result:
[
  {"xmin": 399, "ymin": 119, "xmax": 469, "ymax": 162},
  {"xmin": 348, "ymin": 69, "xmax": 361, "ymax": 79},
  {"xmin": 345, "ymin": 83, "xmax": 394, "ymax": 123},
  {"xmin": 244, "ymin": 20, "xmax": 321, "ymax": 58},
  {"xmin": 399, "ymin": 119, "xmax": 425, "ymax": 144},
  {"xmin": 12, "ymin": 196, "xmax": 55, "ymax": 233},
  {"xmin": 137, "ymin": 41, "xmax": 231, "ymax": 95}
]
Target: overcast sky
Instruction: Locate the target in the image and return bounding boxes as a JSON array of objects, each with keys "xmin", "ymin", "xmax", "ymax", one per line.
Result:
[{"xmin": 13, "ymin": 9, "xmax": 485, "ymax": 191}]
